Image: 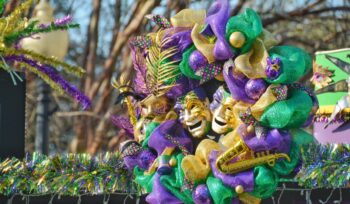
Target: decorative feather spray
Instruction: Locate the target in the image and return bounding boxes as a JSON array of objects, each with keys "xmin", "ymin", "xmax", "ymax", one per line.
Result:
[
  {"xmin": 0, "ymin": 0, "xmax": 90, "ymax": 110},
  {"xmin": 146, "ymin": 32, "xmax": 180, "ymax": 96}
]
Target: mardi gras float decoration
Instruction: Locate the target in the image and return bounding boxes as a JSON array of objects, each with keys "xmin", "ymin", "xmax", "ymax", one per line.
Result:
[
  {"xmin": 312, "ymin": 48, "xmax": 350, "ymax": 144},
  {"xmin": 0, "ymin": 0, "xmax": 90, "ymax": 109},
  {"xmin": 112, "ymin": 0, "xmax": 317, "ymax": 203}
]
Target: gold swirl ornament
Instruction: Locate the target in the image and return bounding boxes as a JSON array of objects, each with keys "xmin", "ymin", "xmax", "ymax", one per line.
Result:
[{"xmin": 216, "ymin": 139, "xmax": 291, "ymax": 174}]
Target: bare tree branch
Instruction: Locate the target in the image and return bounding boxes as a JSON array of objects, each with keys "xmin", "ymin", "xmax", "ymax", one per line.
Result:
[
  {"xmin": 231, "ymin": 0, "xmax": 245, "ymax": 16},
  {"xmin": 263, "ymin": 6, "xmax": 350, "ymax": 26}
]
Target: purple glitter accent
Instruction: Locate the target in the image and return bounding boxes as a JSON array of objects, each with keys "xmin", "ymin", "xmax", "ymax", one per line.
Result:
[
  {"xmin": 39, "ymin": 15, "xmax": 73, "ymax": 29},
  {"xmin": 110, "ymin": 115, "xmax": 134, "ymax": 137},
  {"xmin": 266, "ymin": 57, "xmax": 282, "ymax": 80},
  {"xmin": 5, "ymin": 55, "xmax": 91, "ymax": 110}
]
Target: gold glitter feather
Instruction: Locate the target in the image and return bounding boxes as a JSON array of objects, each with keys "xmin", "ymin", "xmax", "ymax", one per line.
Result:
[{"xmin": 146, "ymin": 31, "xmax": 180, "ymax": 96}]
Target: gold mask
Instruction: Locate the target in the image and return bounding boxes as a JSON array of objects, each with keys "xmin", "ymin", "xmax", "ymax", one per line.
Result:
[
  {"xmin": 210, "ymin": 86, "xmax": 239, "ymax": 134},
  {"xmin": 134, "ymin": 95, "xmax": 176, "ymax": 143},
  {"xmin": 177, "ymin": 91, "xmax": 212, "ymax": 138}
]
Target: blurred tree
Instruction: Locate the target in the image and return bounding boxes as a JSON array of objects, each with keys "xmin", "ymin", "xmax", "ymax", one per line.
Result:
[{"xmin": 18, "ymin": 0, "xmax": 349, "ymax": 154}]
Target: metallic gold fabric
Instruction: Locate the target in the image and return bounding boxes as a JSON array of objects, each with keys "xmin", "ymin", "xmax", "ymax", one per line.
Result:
[
  {"xmin": 170, "ymin": 9, "xmax": 206, "ymax": 28},
  {"xmin": 191, "ymin": 23, "xmax": 215, "ymax": 63},
  {"xmin": 251, "ymin": 85, "xmax": 278, "ymax": 120},
  {"xmin": 181, "ymin": 139, "xmax": 221, "ymax": 182},
  {"xmin": 234, "ymin": 39, "xmax": 267, "ymax": 79}
]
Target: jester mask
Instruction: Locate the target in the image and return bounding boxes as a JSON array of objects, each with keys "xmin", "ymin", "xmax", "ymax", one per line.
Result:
[
  {"xmin": 134, "ymin": 94, "xmax": 176, "ymax": 143},
  {"xmin": 210, "ymin": 86, "xmax": 240, "ymax": 134},
  {"xmin": 175, "ymin": 88, "xmax": 211, "ymax": 138}
]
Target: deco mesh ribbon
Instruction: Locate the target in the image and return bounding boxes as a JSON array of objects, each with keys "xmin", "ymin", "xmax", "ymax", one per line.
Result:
[
  {"xmin": 0, "ymin": 0, "xmax": 320, "ymax": 203},
  {"xmin": 111, "ymin": 0, "xmax": 317, "ymax": 203},
  {"xmin": 0, "ymin": 0, "xmax": 90, "ymax": 109}
]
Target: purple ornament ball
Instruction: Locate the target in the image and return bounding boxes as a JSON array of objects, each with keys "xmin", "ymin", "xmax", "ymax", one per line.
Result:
[
  {"xmin": 245, "ymin": 78, "xmax": 267, "ymax": 100},
  {"xmin": 192, "ymin": 184, "xmax": 212, "ymax": 204},
  {"xmin": 189, "ymin": 50, "xmax": 208, "ymax": 72}
]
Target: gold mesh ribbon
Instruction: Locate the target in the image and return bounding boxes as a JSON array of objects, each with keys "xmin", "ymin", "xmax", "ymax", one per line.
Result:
[
  {"xmin": 170, "ymin": 9, "xmax": 206, "ymax": 28},
  {"xmin": 250, "ymin": 85, "xmax": 278, "ymax": 120},
  {"xmin": 191, "ymin": 23, "xmax": 216, "ymax": 63},
  {"xmin": 234, "ymin": 39, "xmax": 267, "ymax": 79},
  {"xmin": 181, "ymin": 139, "xmax": 221, "ymax": 182}
]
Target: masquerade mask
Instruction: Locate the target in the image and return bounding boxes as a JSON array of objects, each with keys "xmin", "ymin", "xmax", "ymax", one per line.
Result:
[
  {"xmin": 210, "ymin": 86, "xmax": 239, "ymax": 134},
  {"xmin": 176, "ymin": 90, "xmax": 211, "ymax": 138},
  {"xmin": 134, "ymin": 95, "xmax": 174, "ymax": 143}
]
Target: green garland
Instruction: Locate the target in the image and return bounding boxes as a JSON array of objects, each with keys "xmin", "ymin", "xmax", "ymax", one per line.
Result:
[
  {"xmin": 1, "ymin": 144, "xmax": 348, "ymax": 198},
  {"xmin": 0, "ymin": 0, "xmax": 6, "ymax": 15},
  {"xmin": 296, "ymin": 143, "xmax": 350, "ymax": 188},
  {"xmin": 0, "ymin": 152, "xmax": 141, "ymax": 196},
  {"xmin": 4, "ymin": 21, "xmax": 80, "ymax": 46}
]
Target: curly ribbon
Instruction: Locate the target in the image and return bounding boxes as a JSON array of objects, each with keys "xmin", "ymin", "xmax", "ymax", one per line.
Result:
[
  {"xmin": 234, "ymin": 38, "xmax": 267, "ymax": 79},
  {"xmin": 170, "ymin": 9, "xmax": 206, "ymax": 28},
  {"xmin": 181, "ymin": 139, "xmax": 221, "ymax": 182}
]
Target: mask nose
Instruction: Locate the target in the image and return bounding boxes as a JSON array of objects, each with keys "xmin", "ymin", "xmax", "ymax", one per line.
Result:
[
  {"xmin": 184, "ymin": 109, "xmax": 195, "ymax": 122},
  {"xmin": 216, "ymin": 106, "xmax": 226, "ymax": 119},
  {"xmin": 147, "ymin": 106, "xmax": 153, "ymax": 115}
]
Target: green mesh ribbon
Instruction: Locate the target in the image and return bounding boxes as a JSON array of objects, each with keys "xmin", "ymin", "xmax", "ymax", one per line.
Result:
[
  {"xmin": 134, "ymin": 167, "xmax": 155, "ymax": 193},
  {"xmin": 269, "ymin": 129, "xmax": 314, "ymax": 178},
  {"xmin": 179, "ymin": 45, "xmax": 201, "ymax": 80},
  {"xmin": 206, "ymin": 175, "xmax": 237, "ymax": 204},
  {"xmin": 290, "ymin": 128, "xmax": 315, "ymax": 146},
  {"xmin": 225, "ymin": 8, "xmax": 263, "ymax": 54},
  {"xmin": 0, "ymin": 0, "xmax": 6, "ymax": 15},
  {"xmin": 251, "ymin": 166, "xmax": 278, "ymax": 199},
  {"xmin": 266, "ymin": 46, "xmax": 312, "ymax": 84},
  {"xmin": 259, "ymin": 89, "xmax": 313, "ymax": 129},
  {"xmin": 142, "ymin": 122, "xmax": 160, "ymax": 148},
  {"xmin": 160, "ymin": 153, "xmax": 193, "ymax": 204},
  {"xmin": 273, "ymin": 141, "xmax": 300, "ymax": 176}
]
